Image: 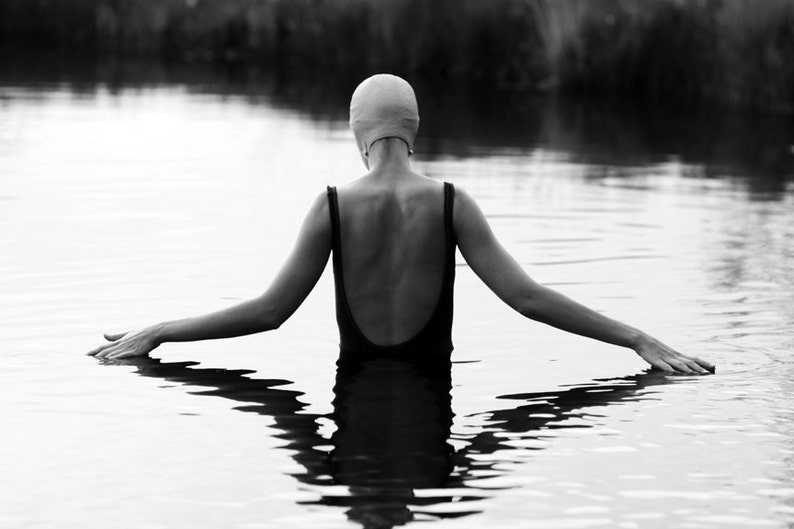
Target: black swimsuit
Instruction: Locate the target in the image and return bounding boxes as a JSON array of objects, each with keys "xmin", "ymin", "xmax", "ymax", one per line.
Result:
[{"xmin": 326, "ymin": 183, "xmax": 456, "ymax": 358}]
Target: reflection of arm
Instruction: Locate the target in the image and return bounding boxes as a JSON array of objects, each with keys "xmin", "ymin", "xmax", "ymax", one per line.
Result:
[
  {"xmin": 451, "ymin": 372, "xmax": 670, "ymax": 481},
  {"xmin": 128, "ymin": 358, "xmax": 331, "ymax": 486},
  {"xmin": 453, "ymin": 188, "xmax": 714, "ymax": 374},
  {"xmin": 156, "ymin": 192, "xmax": 331, "ymax": 343}
]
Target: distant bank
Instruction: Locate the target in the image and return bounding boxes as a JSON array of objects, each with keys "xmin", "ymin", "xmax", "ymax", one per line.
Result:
[{"xmin": 1, "ymin": 0, "xmax": 792, "ymax": 113}]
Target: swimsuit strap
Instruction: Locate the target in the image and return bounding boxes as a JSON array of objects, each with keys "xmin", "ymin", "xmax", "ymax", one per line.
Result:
[
  {"xmin": 444, "ymin": 182, "xmax": 456, "ymax": 259},
  {"xmin": 326, "ymin": 186, "xmax": 342, "ymax": 270}
]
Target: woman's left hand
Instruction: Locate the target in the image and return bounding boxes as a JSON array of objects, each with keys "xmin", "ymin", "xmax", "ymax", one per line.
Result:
[
  {"xmin": 87, "ymin": 327, "xmax": 161, "ymax": 360},
  {"xmin": 634, "ymin": 336, "xmax": 715, "ymax": 375}
]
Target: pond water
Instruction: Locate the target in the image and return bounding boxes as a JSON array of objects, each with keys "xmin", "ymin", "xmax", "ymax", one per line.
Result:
[{"xmin": 1, "ymin": 61, "xmax": 794, "ymax": 529}]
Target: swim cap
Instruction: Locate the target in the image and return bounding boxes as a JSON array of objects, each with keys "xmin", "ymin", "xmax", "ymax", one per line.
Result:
[{"xmin": 350, "ymin": 74, "xmax": 419, "ymax": 155}]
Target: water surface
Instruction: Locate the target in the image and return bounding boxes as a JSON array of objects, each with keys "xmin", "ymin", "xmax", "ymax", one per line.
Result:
[{"xmin": 1, "ymin": 62, "xmax": 793, "ymax": 528}]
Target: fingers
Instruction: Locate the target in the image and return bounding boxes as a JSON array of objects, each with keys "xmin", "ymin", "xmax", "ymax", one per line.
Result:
[
  {"xmin": 682, "ymin": 359, "xmax": 707, "ymax": 375},
  {"xmin": 647, "ymin": 359, "xmax": 676, "ymax": 373},
  {"xmin": 87, "ymin": 333, "xmax": 126, "ymax": 356},
  {"xmin": 88, "ymin": 339, "xmax": 127, "ymax": 358},
  {"xmin": 109, "ymin": 349, "xmax": 140, "ymax": 360},
  {"xmin": 104, "ymin": 332, "xmax": 128, "ymax": 342},
  {"xmin": 87, "ymin": 341, "xmax": 115, "ymax": 356},
  {"xmin": 103, "ymin": 348, "xmax": 129, "ymax": 360},
  {"xmin": 640, "ymin": 345, "xmax": 712, "ymax": 375},
  {"xmin": 89, "ymin": 331, "xmax": 154, "ymax": 360},
  {"xmin": 681, "ymin": 357, "xmax": 711, "ymax": 375},
  {"xmin": 667, "ymin": 358, "xmax": 697, "ymax": 375},
  {"xmin": 87, "ymin": 331, "xmax": 132, "ymax": 356},
  {"xmin": 692, "ymin": 356, "xmax": 716, "ymax": 374},
  {"xmin": 95, "ymin": 342, "xmax": 133, "ymax": 360},
  {"xmin": 92, "ymin": 343, "xmax": 122, "ymax": 359},
  {"xmin": 646, "ymin": 353, "xmax": 715, "ymax": 375},
  {"xmin": 672, "ymin": 352, "xmax": 715, "ymax": 375}
]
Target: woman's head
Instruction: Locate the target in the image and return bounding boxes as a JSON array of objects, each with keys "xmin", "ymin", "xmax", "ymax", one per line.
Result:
[{"xmin": 350, "ymin": 74, "xmax": 420, "ymax": 159}]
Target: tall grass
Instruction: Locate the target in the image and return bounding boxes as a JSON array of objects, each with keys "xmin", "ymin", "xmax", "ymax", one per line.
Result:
[
  {"xmin": 1, "ymin": 0, "xmax": 792, "ymax": 112},
  {"xmin": 531, "ymin": 0, "xmax": 794, "ymax": 112}
]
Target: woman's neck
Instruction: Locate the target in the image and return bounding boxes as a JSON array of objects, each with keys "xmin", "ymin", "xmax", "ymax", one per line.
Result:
[{"xmin": 367, "ymin": 137, "xmax": 411, "ymax": 173}]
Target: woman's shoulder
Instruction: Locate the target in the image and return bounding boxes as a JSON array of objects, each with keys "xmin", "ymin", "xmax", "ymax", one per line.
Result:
[{"xmin": 336, "ymin": 172, "xmax": 441, "ymax": 194}]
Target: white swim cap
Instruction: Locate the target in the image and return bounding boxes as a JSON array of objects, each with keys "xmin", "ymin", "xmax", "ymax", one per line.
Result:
[{"xmin": 350, "ymin": 74, "xmax": 420, "ymax": 155}]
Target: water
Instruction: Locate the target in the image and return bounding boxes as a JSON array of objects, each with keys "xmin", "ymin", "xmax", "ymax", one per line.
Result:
[{"xmin": 1, "ymin": 61, "xmax": 793, "ymax": 528}]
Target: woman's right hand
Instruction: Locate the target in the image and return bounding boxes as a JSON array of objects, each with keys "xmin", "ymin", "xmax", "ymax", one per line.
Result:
[{"xmin": 87, "ymin": 326, "xmax": 162, "ymax": 360}]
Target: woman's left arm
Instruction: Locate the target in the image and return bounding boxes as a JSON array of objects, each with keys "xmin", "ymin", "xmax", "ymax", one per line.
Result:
[{"xmin": 88, "ymin": 192, "xmax": 332, "ymax": 360}]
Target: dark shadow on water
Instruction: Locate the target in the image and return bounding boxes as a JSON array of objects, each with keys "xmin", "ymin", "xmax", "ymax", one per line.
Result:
[
  {"xmin": 542, "ymin": 96, "xmax": 794, "ymax": 199},
  {"xmin": 2, "ymin": 53, "xmax": 791, "ymax": 199},
  {"xmin": 102, "ymin": 353, "xmax": 676, "ymax": 528}
]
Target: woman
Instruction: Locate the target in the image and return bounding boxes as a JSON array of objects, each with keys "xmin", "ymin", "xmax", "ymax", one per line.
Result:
[{"xmin": 88, "ymin": 74, "xmax": 715, "ymax": 375}]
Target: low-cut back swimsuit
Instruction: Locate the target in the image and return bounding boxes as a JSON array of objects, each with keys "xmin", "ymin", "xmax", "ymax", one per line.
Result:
[{"xmin": 326, "ymin": 183, "xmax": 456, "ymax": 360}]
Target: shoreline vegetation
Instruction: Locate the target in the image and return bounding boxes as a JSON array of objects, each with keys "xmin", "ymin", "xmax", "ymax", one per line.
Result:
[{"xmin": 1, "ymin": 0, "xmax": 793, "ymax": 113}]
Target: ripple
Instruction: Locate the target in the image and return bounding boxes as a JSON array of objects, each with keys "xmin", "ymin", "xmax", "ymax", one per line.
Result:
[
  {"xmin": 689, "ymin": 515, "xmax": 779, "ymax": 526},
  {"xmin": 588, "ymin": 445, "xmax": 638, "ymax": 453},
  {"xmin": 618, "ymin": 490, "xmax": 754, "ymax": 501},
  {"xmin": 532, "ymin": 254, "xmax": 665, "ymax": 266},
  {"xmin": 758, "ymin": 488, "xmax": 794, "ymax": 498}
]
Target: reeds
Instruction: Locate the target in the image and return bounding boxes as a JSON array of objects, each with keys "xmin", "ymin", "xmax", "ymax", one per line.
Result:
[
  {"xmin": 1, "ymin": 0, "xmax": 792, "ymax": 112},
  {"xmin": 531, "ymin": 0, "xmax": 794, "ymax": 112}
]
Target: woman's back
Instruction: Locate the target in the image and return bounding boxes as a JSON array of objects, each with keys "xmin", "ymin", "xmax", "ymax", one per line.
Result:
[{"xmin": 329, "ymin": 174, "xmax": 455, "ymax": 350}]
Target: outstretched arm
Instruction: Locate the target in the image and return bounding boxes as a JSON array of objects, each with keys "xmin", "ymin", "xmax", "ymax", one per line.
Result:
[
  {"xmin": 88, "ymin": 192, "xmax": 332, "ymax": 360},
  {"xmin": 454, "ymin": 188, "xmax": 714, "ymax": 374}
]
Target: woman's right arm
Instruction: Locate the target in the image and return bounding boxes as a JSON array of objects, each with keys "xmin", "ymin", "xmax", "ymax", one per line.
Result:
[
  {"xmin": 87, "ymin": 192, "xmax": 332, "ymax": 360},
  {"xmin": 453, "ymin": 187, "xmax": 714, "ymax": 374}
]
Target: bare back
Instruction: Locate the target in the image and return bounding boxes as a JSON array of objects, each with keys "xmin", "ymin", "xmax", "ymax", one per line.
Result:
[{"xmin": 334, "ymin": 175, "xmax": 447, "ymax": 346}]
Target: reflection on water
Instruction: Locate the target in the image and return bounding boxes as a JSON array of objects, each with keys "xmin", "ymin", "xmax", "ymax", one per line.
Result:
[
  {"xmin": 2, "ymin": 52, "xmax": 793, "ymax": 196},
  {"xmin": 111, "ymin": 355, "xmax": 674, "ymax": 528},
  {"xmin": 1, "ymin": 57, "xmax": 794, "ymax": 528}
]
